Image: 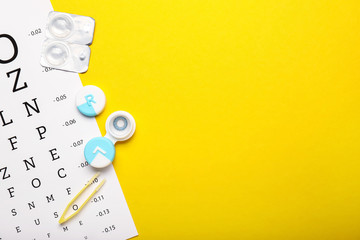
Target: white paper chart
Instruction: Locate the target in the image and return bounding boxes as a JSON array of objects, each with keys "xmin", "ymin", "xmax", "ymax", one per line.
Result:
[{"xmin": 0, "ymin": 0, "xmax": 138, "ymax": 239}]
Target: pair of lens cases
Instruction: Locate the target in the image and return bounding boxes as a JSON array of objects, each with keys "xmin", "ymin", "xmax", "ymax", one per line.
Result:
[{"xmin": 76, "ymin": 86, "xmax": 136, "ymax": 168}]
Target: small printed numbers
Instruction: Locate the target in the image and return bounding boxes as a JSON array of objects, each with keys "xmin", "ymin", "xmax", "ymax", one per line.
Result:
[
  {"xmin": 96, "ymin": 208, "xmax": 110, "ymax": 217},
  {"xmin": 29, "ymin": 28, "xmax": 41, "ymax": 36},
  {"xmin": 92, "ymin": 194, "xmax": 105, "ymax": 203},
  {"xmin": 71, "ymin": 139, "xmax": 83, "ymax": 148},
  {"xmin": 43, "ymin": 67, "xmax": 54, "ymax": 72},
  {"xmin": 63, "ymin": 119, "xmax": 76, "ymax": 127},
  {"xmin": 54, "ymin": 94, "xmax": 67, "ymax": 102},
  {"xmin": 103, "ymin": 225, "xmax": 116, "ymax": 233},
  {"xmin": 79, "ymin": 161, "xmax": 89, "ymax": 168}
]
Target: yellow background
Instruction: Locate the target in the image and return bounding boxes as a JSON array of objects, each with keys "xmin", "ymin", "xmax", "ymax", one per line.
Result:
[{"xmin": 51, "ymin": 0, "xmax": 360, "ymax": 239}]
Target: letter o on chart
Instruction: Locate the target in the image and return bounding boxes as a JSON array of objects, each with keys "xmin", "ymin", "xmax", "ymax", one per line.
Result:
[
  {"xmin": 31, "ymin": 178, "xmax": 41, "ymax": 188},
  {"xmin": 72, "ymin": 204, "xmax": 78, "ymax": 211},
  {"xmin": 0, "ymin": 34, "xmax": 18, "ymax": 64}
]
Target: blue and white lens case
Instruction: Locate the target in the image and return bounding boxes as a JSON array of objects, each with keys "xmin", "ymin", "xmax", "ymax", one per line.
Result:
[
  {"xmin": 76, "ymin": 85, "xmax": 106, "ymax": 117},
  {"xmin": 84, "ymin": 111, "xmax": 136, "ymax": 168}
]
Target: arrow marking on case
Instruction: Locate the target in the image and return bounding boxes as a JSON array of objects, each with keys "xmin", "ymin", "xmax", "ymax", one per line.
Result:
[{"xmin": 93, "ymin": 146, "xmax": 106, "ymax": 155}]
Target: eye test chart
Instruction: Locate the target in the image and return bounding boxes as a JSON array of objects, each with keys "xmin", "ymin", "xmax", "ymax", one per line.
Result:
[{"xmin": 0, "ymin": 0, "xmax": 138, "ymax": 239}]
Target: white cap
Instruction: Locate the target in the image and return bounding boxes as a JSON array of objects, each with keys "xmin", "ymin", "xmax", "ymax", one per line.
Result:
[{"xmin": 76, "ymin": 85, "xmax": 106, "ymax": 117}]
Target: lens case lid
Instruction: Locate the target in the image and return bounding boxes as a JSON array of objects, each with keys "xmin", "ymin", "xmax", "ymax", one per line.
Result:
[{"xmin": 76, "ymin": 85, "xmax": 106, "ymax": 117}]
